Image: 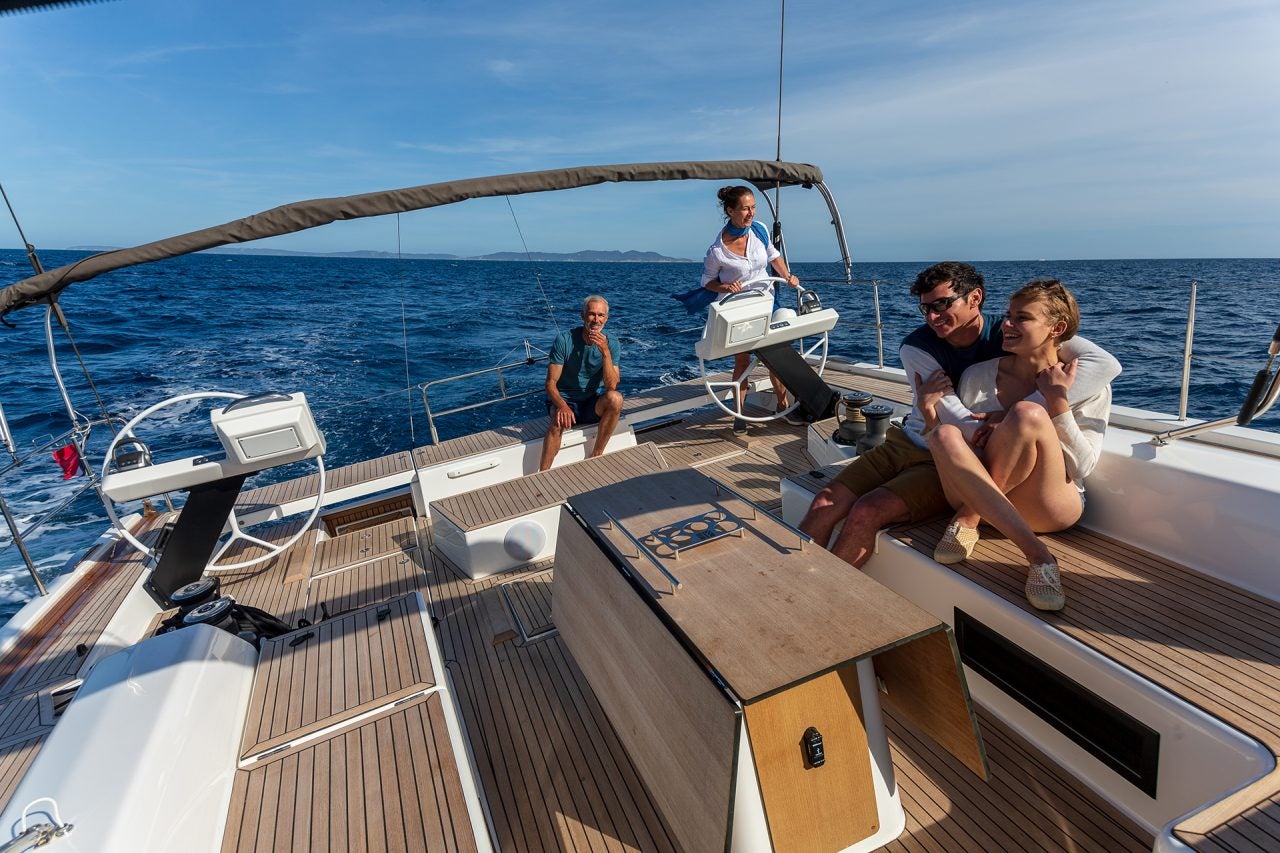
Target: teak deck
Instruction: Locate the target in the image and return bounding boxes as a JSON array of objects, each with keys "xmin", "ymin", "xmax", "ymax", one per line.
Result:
[
  {"xmin": 894, "ymin": 517, "xmax": 1280, "ymax": 852},
  {"xmin": 222, "ymin": 692, "xmax": 477, "ymax": 853},
  {"xmin": 422, "ymin": 529, "xmax": 1150, "ymax": 852},
  {"xmin": 236, "ymin": 449, "xmax": 417, "ymax": 513},
  {"xmin": 12, "ymin": 368, "xmax": 1280, "ymax": 850},
  {"xmin": 425, "ymin": 544, "xmax": 681, "ymax": 853}
]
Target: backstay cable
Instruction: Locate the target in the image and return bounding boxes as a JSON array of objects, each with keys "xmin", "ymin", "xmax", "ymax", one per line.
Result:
[
  {"xmin": 505, "ymin": 197, "xmax": 559, "ymax": 335},
  {"xmin": 395, "ymin": 213, "xmax": 416, "ymax": 445},
  {"xmin": 772, "ymin": 0, "xmax": 787, "ymax": 219},
  {"xmin": 3, "ymin": 181, "xmax": 116, "ymax": 434}
]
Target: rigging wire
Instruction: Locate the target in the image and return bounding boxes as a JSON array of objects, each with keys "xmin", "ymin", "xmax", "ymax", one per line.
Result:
[
  {"xmin": 504, "ymin": 196, "xmax": 559, "ymax": 335},
  {"xmin": 772, "ymin": 0, "xmax": 787, "ymax": 220},
  {"xmin": 395, "ymin": 214, "xmax": 416, "ymax": 445},
  {"xmin": 1, "ymin": 181, "xmax": 43, "ymax": 277},
  {"xmin": 2, "ymin": 181, "xmax": 117, "ymax": 436}
]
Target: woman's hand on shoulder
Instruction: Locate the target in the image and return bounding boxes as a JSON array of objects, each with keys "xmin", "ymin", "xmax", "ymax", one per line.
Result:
[
  {"xmin": 913, "ymin": 369, "xmax": 953, "ymax": 419},
  {"xmin": 1037, "ymin": 360, "xmax": 1076, "ymax": 398},
  {"xmin": 1037, "ymin": 360, "xmax": 1076, "ymax": 416}
]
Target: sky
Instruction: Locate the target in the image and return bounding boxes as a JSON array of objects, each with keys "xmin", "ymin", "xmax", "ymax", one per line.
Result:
[{"xmin": 1, "ymin": 0, "xmax": 1277, "ymax": 262}]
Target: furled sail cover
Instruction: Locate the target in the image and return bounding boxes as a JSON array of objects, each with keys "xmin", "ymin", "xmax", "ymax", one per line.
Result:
[
  {"xmin": 0, "ymin": 0, "xmax": 115, "ymax": 15},
  {"xmin": 0, "ymin": 160, "xmax": 823, "ymax": 318}
]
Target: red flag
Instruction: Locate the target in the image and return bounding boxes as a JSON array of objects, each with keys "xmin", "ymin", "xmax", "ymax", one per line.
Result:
[{"xmin": 52, "ymin": 444, "xmax": 81, "ymax": 480}]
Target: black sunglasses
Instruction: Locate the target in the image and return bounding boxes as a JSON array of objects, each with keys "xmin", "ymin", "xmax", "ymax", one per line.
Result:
[{"xmin": 918, "ymin": 293, "xmax": 966, "ymax": 315}]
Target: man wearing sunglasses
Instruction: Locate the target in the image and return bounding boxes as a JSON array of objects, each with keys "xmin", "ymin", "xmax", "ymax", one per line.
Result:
[{"xmin": 799, "ymin": 261, "xmax": 1119, "ymax": 568}]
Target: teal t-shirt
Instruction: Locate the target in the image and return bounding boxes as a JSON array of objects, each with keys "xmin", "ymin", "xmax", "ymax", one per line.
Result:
[{"xmin": 550, "ymin": 326, "xmax": 620, "ymax": 400}]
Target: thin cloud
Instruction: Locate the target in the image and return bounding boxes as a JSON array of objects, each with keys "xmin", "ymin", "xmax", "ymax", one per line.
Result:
[
  {"xmin": 256, "ymin": 82, "xmax": 316, "ymax": 96},
  {"xmin": 106, "ymin": 43, "xmax": 217, "ymax": 68},
  {"xmin": 487, "ymin": 59, "xmax": 517, "ymax": 78}
]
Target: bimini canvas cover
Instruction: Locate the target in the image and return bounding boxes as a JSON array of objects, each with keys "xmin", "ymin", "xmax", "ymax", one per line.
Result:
[{"xmin": 0, "ymin": 160, "xmax": 824, "ymax": 318}]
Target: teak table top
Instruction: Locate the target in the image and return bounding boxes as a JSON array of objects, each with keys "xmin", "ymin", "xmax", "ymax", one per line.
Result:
[{"xmin": 566, "ymin": 467, "xmax": 944, "ymax": 703}]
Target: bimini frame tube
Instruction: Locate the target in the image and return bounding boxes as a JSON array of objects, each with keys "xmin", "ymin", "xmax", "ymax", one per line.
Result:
[
  {"xmin": 813, "ymin": 179, "xmax": 881, "ymax": 366},
  {"xmin": 0, "ymin": 160, "xmax": 832, "ymax": 317}
]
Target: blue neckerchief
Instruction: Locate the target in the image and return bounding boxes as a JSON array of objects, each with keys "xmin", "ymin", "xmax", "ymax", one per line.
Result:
[
  {"xmin": 680, "ymin": 221, "xmax": 780, "ymax": 313},
  {"xmin": 672, "ymin": 285, "xmax": 718, "ymax": 314}
]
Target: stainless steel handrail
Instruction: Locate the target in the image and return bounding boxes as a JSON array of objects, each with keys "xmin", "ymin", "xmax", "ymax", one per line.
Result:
[
  {"xmin": 598, "ymin": 508, "xmax": 682, "ymax": 593},
  {"xmin": 1151, "ymin": 364, "xmax": 1280, "ymax": 446},
  {"xmin": 0, "ymin": 416, "xmax": 123, "ymax": 597},
  {"xmin": 0, "ymin": 402, "xmax": 14, "ymax": 458},
  {"xmin": 710, "ymin": 479, "xmax": 813, "ymax": 550},
  {"xmin": 419, "ymin": 342, "xmax": 549, "ymax": 445},
  {"xmin": 1153, "ymin": 316, "xmax": 1280, "ymax": 446},
  {"xmin": 1177, "ymin": 281, "xmax": 1198, "ymax": 420},
  {"xmin": 0, "ymin": 493, "xmax": 44, "ymax": 596},
  {"xmin": 0, "ymin": 420, "xmax": 117, "ymax": 481}
]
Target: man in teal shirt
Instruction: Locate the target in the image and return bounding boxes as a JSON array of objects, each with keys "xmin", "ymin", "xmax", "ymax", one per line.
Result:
[{"xmin": 539, "ymin": 295, "xmax": 623, "ymax": 471}]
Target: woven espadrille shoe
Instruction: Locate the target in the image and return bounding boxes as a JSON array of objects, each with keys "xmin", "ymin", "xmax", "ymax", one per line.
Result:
[
  {"xmin": 1026, "ymin": 562, "xmax": 1066, "ymax": 611},
  {"xmin": 933, "ymin": 522, "xmax": 979, "ymax": 564}
]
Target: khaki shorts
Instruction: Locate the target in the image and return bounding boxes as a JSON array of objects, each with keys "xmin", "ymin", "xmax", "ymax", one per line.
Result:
[{"xmin": 831, "ymin": 426, "xmax": 950, "ymax": 523}]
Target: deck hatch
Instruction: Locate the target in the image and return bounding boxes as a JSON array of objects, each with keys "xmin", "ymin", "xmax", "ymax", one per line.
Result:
[{"xmin": 954, "ymin": 609, "xmax": 1160, "ymax": 798}]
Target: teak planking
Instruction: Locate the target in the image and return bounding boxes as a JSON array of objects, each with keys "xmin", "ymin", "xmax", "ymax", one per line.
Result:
[
  {"xmin": 324, "ymin": 494, "xmax": 415, "ymax": 536},
  {"xmin": 240, "ymin": 593, "xmax": 435, "ymax": 761},
  {"xmin": 306, "ymin": 551, "xmax": 427, "ymax": 624},
  {"xmin": 312, "ymin": 515, "xmax": 420, "ymax": 576},
  {"xmin": 896, "ymin": 515, "xmax": 1280, "ymax": 848},
  {"xmin": 0, "ymin": 516, "xmax": 161, "ymax": 701},
  {"xmin": 500, "ymin": 570, "xmax": 554, "ymax": 639},
  {"xmin": 235, "ymin": 449, "xmax": 415, "ymax": 513},
  {"xmin": 222, "ymin": 693, "xmax": 478, "ymax": 853},
  {"xmin": 884, "ymin": 705, "xmax": 1150, "ymax": 852},
  {"xmin": 426, "ymin": 549, "xmax": 678, "ymax": 851}
]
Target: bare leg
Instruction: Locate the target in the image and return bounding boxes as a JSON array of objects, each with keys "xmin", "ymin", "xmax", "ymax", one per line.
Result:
[
  {"xmin": 538, "ymin": 421, "xmax": 563, "ymax": 472},
  {"xmin": 946, "ymin": 401, "xmax": 1082, "ymax": 531},
  {"xmin": 829, "ymin": 488, "xmax": 911, "ymax": 569},
  {"xmin": 799, "ymin": 482, "xmax": 857, "ymax": 547},
  {"xmin": 733, "ymin": 353, "xmax": 751, "ymax": 414},
  {"xmin": 981, "ymin": 402, "xmax": 1082, "ymax": 532},
  {"xmin": 589, "ymin": 391, "xmax": 624, "ymax": 457},
  {"xmin": 927, "ymin": 424, "xmax": 1054, "ymax": 565},
  {"xmin": 769, "ymin": 371, "xmax": 789, "ymax": 409}
]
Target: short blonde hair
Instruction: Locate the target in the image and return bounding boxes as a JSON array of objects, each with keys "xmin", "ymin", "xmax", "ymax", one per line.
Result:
[
  {"xmin": 1010, "ymin": 278, "xmax": 1079, "ymax": 342},
  {"xmin": 581, "ymin": 295, "xmax": 608, "ymax": 316}
]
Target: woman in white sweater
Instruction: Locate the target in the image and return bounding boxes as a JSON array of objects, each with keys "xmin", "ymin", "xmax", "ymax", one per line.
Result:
[{"xmin": 917, "ymin": 279, "xmax": 1112, "ymax": 611}]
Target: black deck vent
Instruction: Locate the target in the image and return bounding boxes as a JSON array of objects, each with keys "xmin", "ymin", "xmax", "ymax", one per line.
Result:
[{"xmin": 954, "ymin": 609, "xmax": 1160, "ymax": 798}]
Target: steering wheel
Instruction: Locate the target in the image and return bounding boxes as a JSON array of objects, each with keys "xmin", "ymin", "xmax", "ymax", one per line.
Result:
[
  {"xmin": 100, "ymin": 391, "xmax": 326, "ymax": 572},
  {"xmin": 698, "ymin": 277, "xmax": 830, "ymax": 423}
]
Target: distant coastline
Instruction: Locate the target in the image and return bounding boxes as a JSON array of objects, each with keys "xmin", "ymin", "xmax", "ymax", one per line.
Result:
[{"xmin": 65, "ymin": 246, "xmax": 696, "ymax": 264}]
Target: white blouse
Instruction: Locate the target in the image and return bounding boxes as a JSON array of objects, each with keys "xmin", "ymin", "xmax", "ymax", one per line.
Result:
[{"xmin": 700, "ymin": 229, "xmax": 781, "ymax": 303}]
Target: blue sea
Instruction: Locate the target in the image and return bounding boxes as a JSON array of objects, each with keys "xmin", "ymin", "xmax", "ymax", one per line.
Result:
[{"xmin": 1, "ymin": 249, "xmax": 1277, "ymax": 620}]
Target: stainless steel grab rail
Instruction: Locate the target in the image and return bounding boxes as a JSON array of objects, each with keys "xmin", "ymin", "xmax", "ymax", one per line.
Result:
[
  {"xmin": 419, "ymin": 341, "xmax": 549, "ymax": 445},
  {"xmin": 0, "ymin": 418, "xmax": 120, "ymax": 596}
]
